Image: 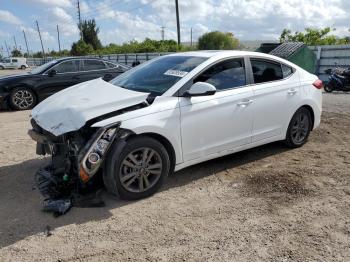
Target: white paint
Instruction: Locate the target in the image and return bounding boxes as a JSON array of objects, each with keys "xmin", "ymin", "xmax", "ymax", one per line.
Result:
[
  {"xmin": 32, "ymin": 51, "xmax": 322, "ymax": 172},
  {"xmin": 31, "ymin": 78, "xmax": 149, "ymax": 136}
]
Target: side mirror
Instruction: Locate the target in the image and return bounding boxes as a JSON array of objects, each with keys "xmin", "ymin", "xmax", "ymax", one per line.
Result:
[
  {"xmin": 48, "ymin": 69, "xmax": 57, "ymax": 77},
  {"xmin": 184, "ymin": 82, "xmax": 216, "ymax": 97}
]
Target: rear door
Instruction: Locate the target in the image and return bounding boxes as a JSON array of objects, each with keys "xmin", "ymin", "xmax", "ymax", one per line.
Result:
[
  {"xmin": 79, "ymin": 59, "xmax": 116, "ymax": 82},
  {"xmin": 179, "ymin": 57, "xmax": 254, "ymax": 162},
  {"xmin": 248, "ymin": 58, "xmax": 300, "ymax": 142}
]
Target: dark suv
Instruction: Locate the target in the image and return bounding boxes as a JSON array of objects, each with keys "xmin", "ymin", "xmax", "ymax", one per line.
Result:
[{"xmin": 0, "ymin": 57, "xmax": 130, "ymax": 110}]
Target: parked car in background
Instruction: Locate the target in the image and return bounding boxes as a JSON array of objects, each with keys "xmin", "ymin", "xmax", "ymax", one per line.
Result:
[
  {"xmin": 0, "ymin": 57, "xmax": 29, "ymax": 70},
  {"xmin": 0, "ymin": 57, "xmax": 130, "ymax": 110},
  {"xmin": 29, "ymin": 51, "xmax": 323, "ymax": 201}
]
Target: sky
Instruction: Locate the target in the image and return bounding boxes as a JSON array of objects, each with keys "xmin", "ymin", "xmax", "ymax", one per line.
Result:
[{"xmin": 0, "ymin": 0, "xmax": 349, "ymax": 56}]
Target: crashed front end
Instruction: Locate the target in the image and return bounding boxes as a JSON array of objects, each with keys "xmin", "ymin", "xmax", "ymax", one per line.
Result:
[{"xmin": 28, "ymin": 118, "xmax": 122, "ymax": 199}]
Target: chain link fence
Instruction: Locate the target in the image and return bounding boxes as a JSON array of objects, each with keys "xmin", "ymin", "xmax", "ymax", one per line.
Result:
[{"xmin": 26, "ymin": 52, "xmax": 173, "ymax": 67}]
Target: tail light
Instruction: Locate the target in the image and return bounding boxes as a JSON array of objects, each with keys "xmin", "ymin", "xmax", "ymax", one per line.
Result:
[{"xmin": 313, "ymin": 79, "xmax": 323, "ymax": 89}]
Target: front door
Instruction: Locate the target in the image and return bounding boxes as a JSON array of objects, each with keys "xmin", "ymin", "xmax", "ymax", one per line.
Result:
[
  {"xmin": 38, "ymin": 60, "xmax": 81, "ymax": 99},
  {"xmin": 179, "ymin": 58, "xmax": 254, "ymax": 162}
]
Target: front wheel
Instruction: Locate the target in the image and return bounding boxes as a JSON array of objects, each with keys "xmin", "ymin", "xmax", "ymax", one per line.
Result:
[
  {"xmin": 104, "ymin": 136, "xmax": 171, "ymax": 200},
  {"xmin": 9, "ymin": 87, "xmax": 37, "ymax": 110},
  {"xmin": 285, "ymin": 108, "xmax": 312, "ymax": 148}
]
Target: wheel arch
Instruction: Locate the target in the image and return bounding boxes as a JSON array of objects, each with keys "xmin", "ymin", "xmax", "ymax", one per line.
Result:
[
  {"xmin": 129, "ymin": 132, "xmax": 176, "ymax": 174},
  {"xmin": 300, "ymin": 104, "xmax": 315, "ymax": 129}
]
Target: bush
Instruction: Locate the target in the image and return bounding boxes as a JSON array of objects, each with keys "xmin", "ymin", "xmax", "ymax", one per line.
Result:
[
  {"xmin": 71, "ymin": 40, "xmax": 94, "ymax": 56},
  {"xmin": 198, "ymin": 31, "xmax": 240, "ymax": 50}
]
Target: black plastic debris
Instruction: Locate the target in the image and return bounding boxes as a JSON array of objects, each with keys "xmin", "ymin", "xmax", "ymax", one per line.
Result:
[
  {"xmin": 43, "ymin": 198, "xmax": 72, "ymax": 217},
  {"xmin": 44, "ymin": 225, "xmax": 52, "ymax": 237}
]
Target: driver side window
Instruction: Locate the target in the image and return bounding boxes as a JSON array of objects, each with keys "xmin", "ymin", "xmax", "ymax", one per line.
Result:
[
  {"xmin": 51, "ymin": 60, "xmax": 79, "ymax": 73},
  {"xmin": 194, "ymin": 58, "xmax": 246, "ymax": 91}
]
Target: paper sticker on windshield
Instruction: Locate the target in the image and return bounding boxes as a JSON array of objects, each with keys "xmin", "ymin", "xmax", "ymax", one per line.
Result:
[{"xmin": 164, "ymin": 70, "xmax": 188, "ymax": 77}]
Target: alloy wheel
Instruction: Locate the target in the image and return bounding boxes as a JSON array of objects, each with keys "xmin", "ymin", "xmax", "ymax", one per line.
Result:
[
  {"xmin": 12, "ymin": 90, "xmax": 34, "ymax": 110},
  {"xmin": 291, "ymin": 112, "xmax": 309, "ymax": 144},
  {"xmin": 119, "ymin": 147, "xmax": 163, "ymax": 193}
]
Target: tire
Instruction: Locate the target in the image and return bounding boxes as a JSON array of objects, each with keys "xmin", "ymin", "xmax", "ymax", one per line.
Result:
[
  {"xmin": 324, "ymin": 83, "xmax": 333, "ymax": 93},
  {"xmin": 21, "ymin": 65, "xmax": 26, "ymax": 70},
  {"xmin": 104, "ymin": 136, "xmax": 171, "ymax": 200},
  {"xmin": 0, "ymin": 66, "xmax": 4, "ymax": 70},
  {"xmin": 285, "ymin": 107, "xmax": 312, "ymax": 148},
  {"xmin": 9, "ymin": 87, "xmax": 37, "ymax": 110}
]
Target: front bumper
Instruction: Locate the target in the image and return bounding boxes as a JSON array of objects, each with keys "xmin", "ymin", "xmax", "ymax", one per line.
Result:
[{"xmin": 0, "ymin": 93, "xmax": 9, "ymax": 110}]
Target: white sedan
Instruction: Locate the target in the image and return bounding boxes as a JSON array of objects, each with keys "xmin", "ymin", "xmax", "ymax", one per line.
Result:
[{"xmin": 30, "ymin": 51, "xmax": 322, "ymax": 200}]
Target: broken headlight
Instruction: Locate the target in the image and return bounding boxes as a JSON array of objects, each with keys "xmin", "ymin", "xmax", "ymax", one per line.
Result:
[{"xmin": 79, "ymin": 123, "xmax": 120, "ymax": 182}]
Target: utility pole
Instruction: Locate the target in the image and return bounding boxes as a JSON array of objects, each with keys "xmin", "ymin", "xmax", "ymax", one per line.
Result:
[
  {"xmin": 4, "ymin": 41, "xmax": 10, "ymax": 57},
  {"xmin": 13, "ymin": 36, "xmax": 18, "ymax": 50},
  {"xmin": 36, "ymin": 20, "xmax": 45, "ymax": 58},
  {"xmin": 175, "ymin": 0, "xmax": 181, "ymax": 45},
  {"xmin": 57, "ymin": 25, "xmax": 61, "ymax": 53},
  {"xmin": 190, "ymin": 27, "xmax": 193, "ymax": 47},
  {"xmin": 77, "ymin": 0, "xmax": 82, "ymax": 40},
  {"xmin": 161, "ymin": 26, "xmax": 165, "ymax": 41},
  {"xmin": 22, "ymin": 30, "xmax": 30, "ymax": 56}
]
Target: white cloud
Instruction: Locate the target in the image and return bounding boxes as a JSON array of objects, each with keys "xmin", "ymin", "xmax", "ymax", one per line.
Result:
[
  {"xmin": 50, "ymin": 7, "xmax": 79, "ymax": 36},
  {"xmin": 27, "ymin": 0, "xmax": 73, "ymax": 8},
  {"xmin": 0, "ymin": 10, "xmax": 22, "ymax": 25}
]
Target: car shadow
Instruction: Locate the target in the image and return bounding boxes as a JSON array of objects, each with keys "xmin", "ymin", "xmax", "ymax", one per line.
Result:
[{"xmin": 0, "ymin": 142, "xmax": 289, "ymax": 248}]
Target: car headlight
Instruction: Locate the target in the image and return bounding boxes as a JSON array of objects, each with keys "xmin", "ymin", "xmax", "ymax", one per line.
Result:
[{"xmin": 79, "ymin": 123, "xmax": 120, "ymax": 182}]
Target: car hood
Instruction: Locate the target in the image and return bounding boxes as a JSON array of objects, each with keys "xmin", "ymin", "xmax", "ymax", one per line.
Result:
[
  {"xmin": 0, "ymin": 73, "xmax": 30, "ymax": 81},
  {"xmin": 31, "ymin": 78, "xmax": 149, "ymax": 136}
]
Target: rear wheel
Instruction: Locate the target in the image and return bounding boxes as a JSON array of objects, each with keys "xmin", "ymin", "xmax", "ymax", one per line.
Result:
[
  {"xmin": 104, "ymin": 136, "xmax": 171, "ymax": 200},
  {"xmin": 285, "ymin": 107, "xmax": 312, "ymax": 148},
  {"xmin": 20, "ymin": 65, "xmax": 26, "ymax": 69},
  {"xmin": 324, "ymin": 83, "xmax": 334, "ymax": 93},
  {"xmin": 9, "ymin": 87, "xmax": 37, "ymax": 110}
]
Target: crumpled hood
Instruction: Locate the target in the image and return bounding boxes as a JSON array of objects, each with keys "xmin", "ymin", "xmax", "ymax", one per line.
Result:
[{"xmin": 32, "ymin": 78, "xmax": 149, "ymax": 136}]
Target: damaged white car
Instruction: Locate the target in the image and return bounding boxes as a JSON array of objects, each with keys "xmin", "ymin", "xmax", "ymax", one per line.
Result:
[{"xmin": 29, "ymin": 51, "xmax": 322, "ymax": 201}]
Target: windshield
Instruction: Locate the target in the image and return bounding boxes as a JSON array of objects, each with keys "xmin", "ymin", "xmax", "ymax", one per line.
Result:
[
  {"xmin": 30, "ymin": 60, "xmax": 57, "ymax": 74},
  {"xmin": 111, "ymin": 56, "xmax": 207, "ymax": 95}
]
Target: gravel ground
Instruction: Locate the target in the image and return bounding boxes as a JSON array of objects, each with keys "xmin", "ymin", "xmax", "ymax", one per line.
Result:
[{"xmin": 0, "ymin": 69, "xmax": 350, "ymax": 261}]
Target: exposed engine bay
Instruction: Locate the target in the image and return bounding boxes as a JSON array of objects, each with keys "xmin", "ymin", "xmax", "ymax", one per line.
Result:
[{"xmin": 28, "ymin": 100, "xmax": 150, "ymax": 215}]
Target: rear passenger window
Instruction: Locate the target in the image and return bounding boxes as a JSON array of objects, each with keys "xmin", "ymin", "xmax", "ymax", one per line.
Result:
[
  {"xmin": 195, "ymin": 59, "xmax": 246, "ymax": 91},
  {"xmin": 281, "ymin": 64, "xmax": 293, "ymax": 78},
  {"xmin": 251, "ymin": 59, "xmax": 283, "ymax": 84},
  {"xmin": 84, "ymin": 60, "xmax": 107, "ymax": 71},
  {"xmin": 12, "ymin": 59, "xmax": 18, "ymax": 62}
]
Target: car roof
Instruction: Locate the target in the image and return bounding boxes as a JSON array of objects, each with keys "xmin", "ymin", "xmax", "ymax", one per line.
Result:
[
  {"xmin": 168, "ymin": 50, "xmax": 288, "ymax": 60},
  {"xmin": 54, "ymin": 57, "xmax": 110, "ymax": 62}
]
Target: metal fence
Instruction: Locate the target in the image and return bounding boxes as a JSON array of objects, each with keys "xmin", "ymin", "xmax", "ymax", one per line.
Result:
[
  {"xmin": 309, "ymin": 44, "xmax": 350, "ymax": 81},
  {"xmin": 26, "ymin": 52, "xmax": 172, "ymax": 67},
  {"xmin": 27, "ymin": 45, "xmax": 350, "ymax": 81}
]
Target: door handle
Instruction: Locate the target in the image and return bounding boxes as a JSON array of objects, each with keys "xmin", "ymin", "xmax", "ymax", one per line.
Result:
[
  {"xmin": 237, "ymin": 100, "xmax": 253, "ymax": 107},
  {"xmin": 287, "ymin": 89, "xmax": 297, "ymax": 95}
]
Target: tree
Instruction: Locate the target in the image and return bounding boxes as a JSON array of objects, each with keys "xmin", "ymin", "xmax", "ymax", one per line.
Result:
[
  {"xmin": 80, "ymin": 19, "xmax": 102, "ymax": 50},
  {"xmin": 198, "ymin": 31, "xmax": 240, "ymax": 50},
  {"xmin": 70, "ymin": 40, "xmax": 94, "ymax": 56},
  {"xmin": 11, "ymin": 49, "xmax": 22, "ymax": 57},
  {"xmin": 279, "ymin": 27, "xmax": 350, "ymax": 45}
]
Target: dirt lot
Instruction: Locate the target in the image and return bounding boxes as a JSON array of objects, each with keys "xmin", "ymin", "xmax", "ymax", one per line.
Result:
[{"xmin": 0, "ymin": 70, "xmax": 350, "ymax": 261}]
